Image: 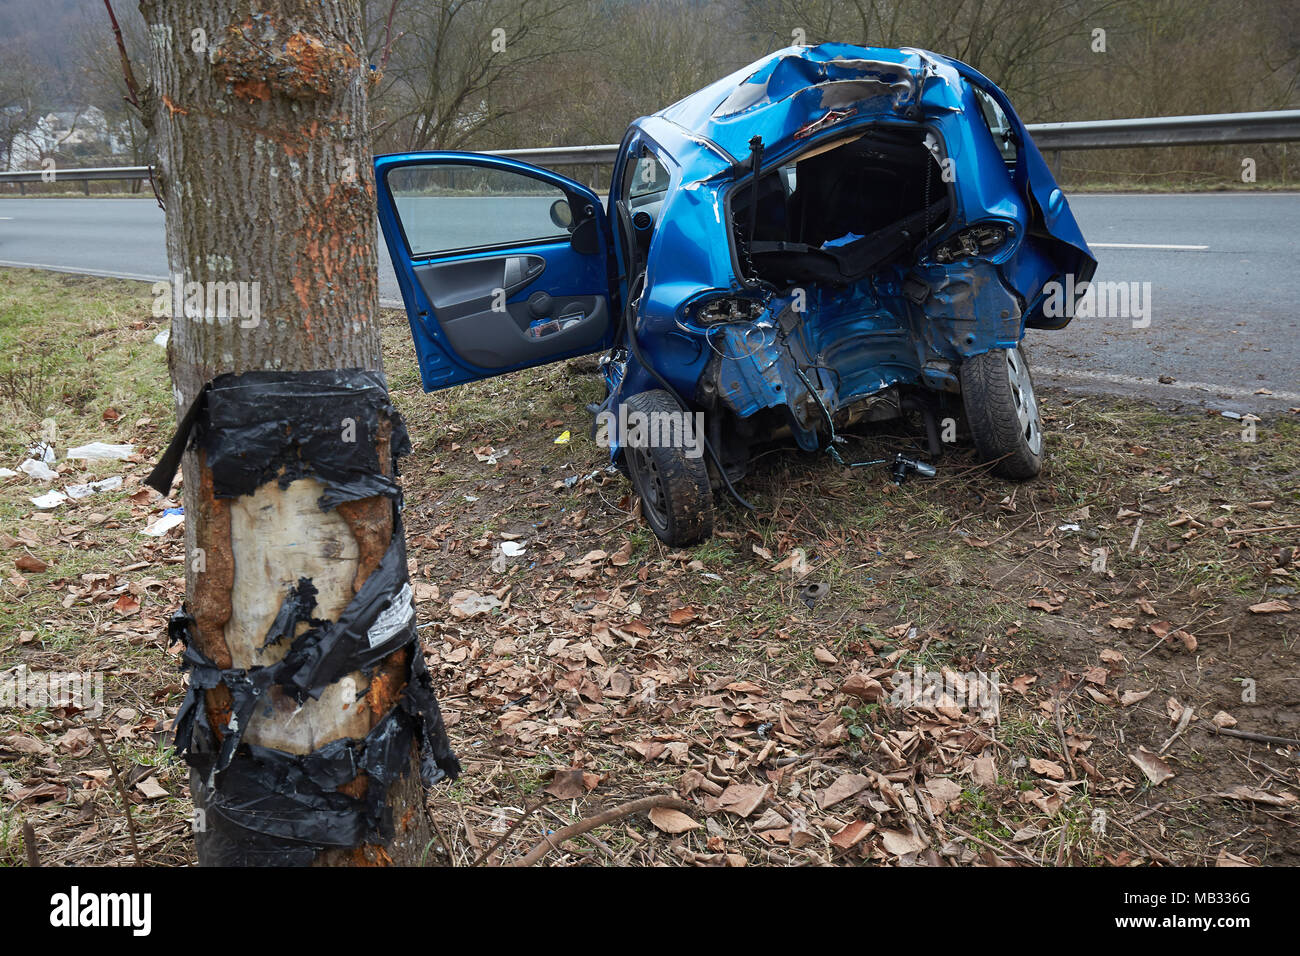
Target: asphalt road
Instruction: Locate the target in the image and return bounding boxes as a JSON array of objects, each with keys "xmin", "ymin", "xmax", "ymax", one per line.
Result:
[{"xmin": 1, "ymin": 192, "xmax": 1297, "ymax": 412}]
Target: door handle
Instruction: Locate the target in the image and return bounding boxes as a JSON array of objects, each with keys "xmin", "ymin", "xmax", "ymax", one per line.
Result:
[{"xmin": 503, "ymin": 255, "xmax": 545, "ymax": 294}]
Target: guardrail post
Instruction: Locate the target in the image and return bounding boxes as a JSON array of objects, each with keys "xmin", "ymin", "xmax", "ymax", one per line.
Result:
[{"xmin": 82, "ymin": 179, "xmax": 90, "ymax": 196}]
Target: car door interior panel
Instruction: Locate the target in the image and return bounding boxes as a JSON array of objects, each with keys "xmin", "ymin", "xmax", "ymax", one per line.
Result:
[{"xmin": 412, "ymin": 254, "xmax": 610, "ymax": 369}]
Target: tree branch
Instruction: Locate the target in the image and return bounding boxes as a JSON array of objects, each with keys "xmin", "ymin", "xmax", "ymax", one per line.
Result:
[
  {"xmin": 510, "ymin": 794, "xmax": 697, "ymax": 867},
  {"xmin": 102, "ymin": 0, "xmax": 142, "ymax": 114}
]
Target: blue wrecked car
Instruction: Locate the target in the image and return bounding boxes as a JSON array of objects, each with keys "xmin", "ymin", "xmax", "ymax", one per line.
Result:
[{"xmin": 376, "ymin": 43, "xmax": 1097, "ymax": 545}]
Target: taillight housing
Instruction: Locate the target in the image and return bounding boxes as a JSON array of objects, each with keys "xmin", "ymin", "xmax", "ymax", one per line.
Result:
[
  {"xmin": 931, "ymin": 221, "xmax": 1013, "ymax": 263},
  {"xmin": 689, "ymin": 295, "xmax": 766, "ymax": 326}
]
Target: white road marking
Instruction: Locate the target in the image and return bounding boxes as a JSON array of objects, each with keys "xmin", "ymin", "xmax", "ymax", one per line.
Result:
[
  {"xmin": 0, "ymin": 259, "xmax": 166, "ymax": 282},
  {"xmin": 1091, "ymin": 242, "xmax": 1208, "ymax": 250},
  {"xmin": 1078, "ymin": 191, "xmax": 1300, "ymax": 198},
  {"xmin": 0, "ymin": 216, "xmax": 13, "ymax": 220},
  {"xmin": 1036, "ymin": 365, "xmax": 1300, "ymax": 403}
]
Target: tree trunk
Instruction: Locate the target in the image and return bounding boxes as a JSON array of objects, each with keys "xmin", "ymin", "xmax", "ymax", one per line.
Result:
[{"xmin": 138, "ymin": 0, "xmax": 442, "ymax": 865}]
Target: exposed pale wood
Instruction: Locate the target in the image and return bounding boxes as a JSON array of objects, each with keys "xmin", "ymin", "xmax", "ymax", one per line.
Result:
[{"xmin": 226, "ymin": 478, "xmax": 372, "ymax": 752}]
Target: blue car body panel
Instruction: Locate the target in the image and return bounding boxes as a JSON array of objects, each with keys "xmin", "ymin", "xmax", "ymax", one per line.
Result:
[{"xmin": 375, "ymin": 44, "xmax": 1096, "ymax": 459}]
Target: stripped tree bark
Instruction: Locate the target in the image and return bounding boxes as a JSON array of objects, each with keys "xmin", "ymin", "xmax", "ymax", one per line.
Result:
[{"xmin": 135, "ymin": 0, "xmax": 446, "ymax": 865}]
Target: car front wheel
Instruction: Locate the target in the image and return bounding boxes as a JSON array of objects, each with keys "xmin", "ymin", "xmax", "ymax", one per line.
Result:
[
  {"xmin": 622, "ymin": 389, "xmax": 714, "ymax": 546},
  {"xmin": 960, "ymin": 345, "xmax": 1044, "ymax": 479}
]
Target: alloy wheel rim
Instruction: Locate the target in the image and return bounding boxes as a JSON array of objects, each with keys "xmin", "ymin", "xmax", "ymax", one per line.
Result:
[
  {"xmin": 631, "ymin": 446, "xmax": 668, "ymax": 527},
  {"xmin": 1006, "ymin": 347, "xmax": 1043, "ymax": 456}
]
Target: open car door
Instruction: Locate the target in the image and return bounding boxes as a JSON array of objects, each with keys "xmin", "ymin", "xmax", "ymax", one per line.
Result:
[{"xmin": 375, "ymin": 152, "xmax": 619, "ymax": 391}]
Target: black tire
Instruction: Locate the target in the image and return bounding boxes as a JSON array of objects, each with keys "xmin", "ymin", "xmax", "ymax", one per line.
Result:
[
  {"xmin": 959, "ymin": 345, "xmax": 1044, "ymax": 479},
  {"xmin": 622, "ymin": 389, "xmax": 714, "ymax": 546}
]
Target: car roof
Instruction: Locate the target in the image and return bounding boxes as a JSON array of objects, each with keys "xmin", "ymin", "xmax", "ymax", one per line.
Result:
[{"xmin": 650, "ymin": 43, "xmax": 966, "ymax": 165}]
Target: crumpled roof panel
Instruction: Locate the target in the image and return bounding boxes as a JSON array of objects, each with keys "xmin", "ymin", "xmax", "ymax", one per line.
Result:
[{"xmin": 656, "ymin": 43, "xmax": 957, "ymax": 161}]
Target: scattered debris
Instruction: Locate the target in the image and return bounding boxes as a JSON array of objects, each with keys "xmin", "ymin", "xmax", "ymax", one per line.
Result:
[
  {"xmin": 18, "ymin": 459, "xmax": 57, "ymax": 482},
  {"xmin": 66, "ymin": 442, "xmax": 134, "ymax": 461},
  {"xmin": 30, "ymin": 490, "xmax": 68, "ymax": 509},
  {"xmin": 66, "ymin": 476, "xmax": 124, "ymax": 500},
  {"xmin": 140, "ymin": 508, "xmax": 184, "ymax": 536}
]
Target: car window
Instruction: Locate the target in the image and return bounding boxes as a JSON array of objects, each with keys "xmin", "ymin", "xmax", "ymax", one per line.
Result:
[
  {"xmin": 971, "ymin": 87, "xmax": 1017, "ymax": 169},
  {"xmin": 387, "ymin": 163, "xmax": 571, "ymax": 257},
  {"xmin": 624, "ymin": 154, "xmax": 669, "ymax": 201}
]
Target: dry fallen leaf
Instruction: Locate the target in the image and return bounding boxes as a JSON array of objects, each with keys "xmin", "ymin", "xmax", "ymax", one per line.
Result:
[
  {"xmin": 1248, "ymin": 600, "xmax": 1293, "ymax": 614},
  {"xmin": 1083, "ymin": 666, "xmax": 1108, "ymax": 686},
  {"xmin": 447, "ymin": 589, "xmax": 501, "ymax": 619},
  {"xmin": 56, "ymin": 728, "xmax": 94, "ymax": 756},
  {"xmin": 1215, "ymin": 849, "xmax": 1255, "ymax": 867},
  {"xmin": 1029, "ymin": 758, "xmax": 1066, "ymax": 781},
  {"xmin": 668, "ymin": 605, "xmax": 701, "ymax": 626},
  {"xmin": 830, "ymin": 819, "xmax": 873, "ymax": 849},
  {"xmin": 1130, "ymin": 747, "xmax": 1175, "ymax": 785},
  {"xmin": 1216, "ymin": 786, "xmax": 1298, "ymax": 807},
  {"xmin": 544, "ymin": 768, "xmax": 592, "ymax": 799},
  {"xmin": 1212, "ymin": 711, "xmax": 1238, "ymax": 729},
  {"xmin": 881, "ymin": 828, "xmax": 928, "ymax": 856},
  {"xmin": 648, "ymin": 807, "xmax": 701, "ymax": 834},
  {"xmin": 970, "ymin": 755, "xmax": 997, "ymax": 787},
  {"xmin": 716, "ymin": 783, "xmax": 769, "ymax": 818},
  {"xmin": 1, "ymin": 733, "xmax": 51, "ymax": 756},
  {"xmin": 771, "ymin": 548, "xmax": 811, "ymax": 578},
  {"xmin": 135, "ymin": 776, "xmax": 168, "ymax": 800},
  {"xmin": 922, "ymin": 778, "xmax": 963, "ymax": 812},
  {"xmin": 841, "ymin": 673, "xmax": 885, "ymax": 701},
  {"xmin": 818, "ymin": 773, "xmax": 870, "ymax": 810}
]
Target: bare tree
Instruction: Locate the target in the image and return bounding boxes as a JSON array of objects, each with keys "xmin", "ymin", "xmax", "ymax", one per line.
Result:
[
  {"xmin": 0, "ymin": 45, "xmax": 41, "ymax": 170},
  {"xmin": 365, "ymin": 0, "xmax": 588, "ymax": 151}
]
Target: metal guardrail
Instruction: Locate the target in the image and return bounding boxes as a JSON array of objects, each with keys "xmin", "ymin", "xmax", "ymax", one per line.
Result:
[
  {"xmin": 1027, "ymin": 110, "xmax": 1300, "ymax": 150},
  {"xmin": 2, "ymin": 110, "xmax": 1298, "ymax": 188},
  {"xmin": 0, "ymin": 164, "xmax": 152, "ymax": 194}
]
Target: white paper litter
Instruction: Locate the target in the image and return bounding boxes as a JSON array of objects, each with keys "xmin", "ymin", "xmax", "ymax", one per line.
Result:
[
  {"xmin": 27, "ymin": 442, "xmax": 55, "ymax": 463},
  {"xmin": 154, "ymin": 329, "xmax": 170, "ymax": 347},
  {"xmin": 66, "ymin": 442, "xmax": 134, "ymax": 461},
  {"xmin": 31, "ymin": 490, "xmax": 69, "ymax": 509},
  {"xmin": 19, "ymin": 459, "xmax": 58, "ymax": 482},
  {"xmin": 499, "ymin": 541, "xmax": 527, "ymax": 557},
  {"xmin": 65, "ymin": 476, "xmax": 124, "ymax": 500},
  {"xmin": 0, "ymin": 467, "xmax": 16, "ymax": 478},
  {"xmin": 141, "ymin": 512, "xmax": 185, "ymax": 536}
]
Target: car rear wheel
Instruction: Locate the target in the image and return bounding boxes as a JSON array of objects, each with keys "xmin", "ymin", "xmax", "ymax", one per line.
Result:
[
  {"xmin": 622, "ymin": 390, "xmax": 714, "ymax": 546},
  {"xmin": 960, "ymin": 345, "xmax": 1044, "ymax": 479}
]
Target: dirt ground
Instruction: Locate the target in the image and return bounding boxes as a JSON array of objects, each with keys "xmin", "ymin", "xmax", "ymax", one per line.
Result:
[{"xmin": 1, "ymin": 269, "xmax": 1296, "ymax": 866}]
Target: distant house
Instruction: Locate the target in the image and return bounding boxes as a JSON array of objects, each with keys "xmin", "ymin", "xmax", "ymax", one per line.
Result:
[
  {"xmin": 44, "ymin": 106, "xmax": 109, "ymax": 147},
  {"xmin": 3, "ymin": 111, "xmax": 56, "ymax": 170}
]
